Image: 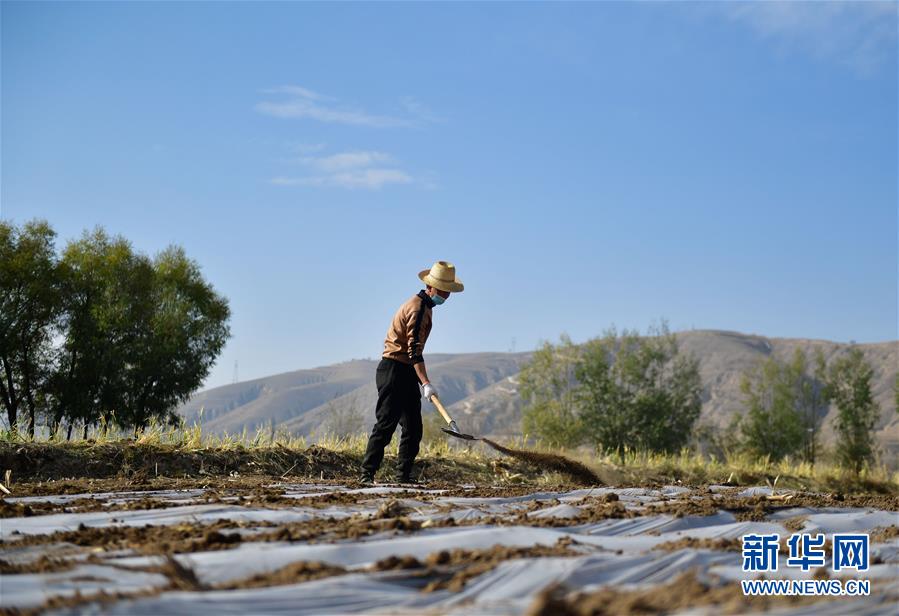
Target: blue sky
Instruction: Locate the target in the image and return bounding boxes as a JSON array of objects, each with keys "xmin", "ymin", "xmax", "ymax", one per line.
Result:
[{"xmin": 2, "ymin": 1, "xmax": 897, "ymax": 390}]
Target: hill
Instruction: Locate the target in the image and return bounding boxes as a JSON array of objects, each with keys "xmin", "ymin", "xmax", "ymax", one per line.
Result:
[{"xmin": 177, "ymin": 330, "xmax": 898, "ymax": 462}]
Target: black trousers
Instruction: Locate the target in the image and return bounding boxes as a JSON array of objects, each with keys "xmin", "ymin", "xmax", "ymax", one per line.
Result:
[{"xmin": 361, "ymin": 358, "xmax": 423, "ymax": 478}]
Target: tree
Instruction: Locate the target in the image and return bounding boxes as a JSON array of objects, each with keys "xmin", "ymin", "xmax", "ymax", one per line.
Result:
[
  {"xmin": 519, "ymin": 335, "xmax": 584, "ymax": 448},
  {"xmin": 822, "ymin": 348, "xmax": 880, "ymax": 474},
  {"xmin": 803, "ymin": 350, "xmax": 830, "ymax": 464},
  {"xmin": 49, "ymin": 229, "xmax": 151, "ymax": 432},
  {"xmin": 49, "ymin": 230, "xmax": 230, "ymax": 432},
  {"xmin": 738, "ymin": 351, "xmax": 811, "ymax": 462},
  {"xmin": 759, "ymin": 348, "xmax": 829, "ymax": 465},
  {"xmin": 578, "ymin": 323, "xmax": 702, "ymax": 455},
  {"xmin": 0, "ymin": 220, "xmax": 62, "ymax": 436},
  {"xmin": 519, "ymin": 323, "xmax": 703, "ymax": 454},
  {"xmin": 0, "ymin": 221, "xmax": 229, "ymax": 437},
  {"xmin": 121, "ymin": 246, "xmax": 230, "ymax": 427}
]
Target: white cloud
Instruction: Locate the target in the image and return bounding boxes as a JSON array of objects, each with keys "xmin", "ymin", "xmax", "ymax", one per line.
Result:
[
  {"xmin": 256, "ymin": 86, "xmax": 415, "ymax": 127},
  {"xmin": 262, "ymin": 86, "xmax": 333, "ymax": 101},
  {"xmin": 301, "ymin": 150, "xmax": 392, "ymax": 172},
  {"xmin": 271, "ymin": 169, "xmax": 413, "ymax": 190},
  {"xmin": 273, "ymin": 148, "xmax": 414, "ymax": 190},
  {"xmin": 709, "ymin": 1, "xmax": 897, "ymax": 76}
]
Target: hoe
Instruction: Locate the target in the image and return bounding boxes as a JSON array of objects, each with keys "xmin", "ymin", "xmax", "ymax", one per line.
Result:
[
  {"xmin": 428, "ymin": 394, "xmax": 603, "ymax": 485},
  {"xmin": 428, "ymin": 394, "xmax": 479, "ymax": 440}
]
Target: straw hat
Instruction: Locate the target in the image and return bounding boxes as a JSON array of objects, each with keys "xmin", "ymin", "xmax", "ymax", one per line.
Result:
[{"xmin": 419, "ymin": 261, "xmax": 464, "ymax": 293}]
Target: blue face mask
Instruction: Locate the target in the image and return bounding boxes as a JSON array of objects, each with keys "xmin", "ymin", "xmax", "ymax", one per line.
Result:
[{"xmin": 431, "ymin": 294, "xmax": 446, "ymax": 306}]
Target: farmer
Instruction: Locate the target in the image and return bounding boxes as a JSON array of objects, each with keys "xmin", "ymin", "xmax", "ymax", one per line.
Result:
[{"xmin": 359, "ymin": 261, "xmax": 464, "ymax": 484}]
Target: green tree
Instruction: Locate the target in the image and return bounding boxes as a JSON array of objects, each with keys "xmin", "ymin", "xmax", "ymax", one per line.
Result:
[
  {"xmin": 803, "ymin": 350, "xmax": 830, "ymax": 464},
  {"xmin": 0, "ymin": 220, "xmax": 62, "ymax": 436},
  {"xmin": 50, "ymin": 230, "xmax": 230, "ymax": 432},
  {"xmin": 738, "ymin": 351, "xmax": 811, "ymax": 462},
  {"xmin": 519, "ymin": 335, "xmax": 584, "ymax": 448},
  {"xmin": 763, "ymin": 348, "xmax": 829, "ymax": 465},
  {"xmin": 578, "ymin": 323, "xmax": 702, "ymax": 455},
  {"xmin": 122, "ymin": 246, "xmax": 230, "ymax": 428},
  {"xmin": 822, "ymin": 348, "xmax": 880, "ymax": 474},
  {"xmin": 519, "ymin": 323, "xmax": 703, "ymax": 454},
  {"xmin": 49, "ymin": 229, "xmax": 150, "ymax": 432}
]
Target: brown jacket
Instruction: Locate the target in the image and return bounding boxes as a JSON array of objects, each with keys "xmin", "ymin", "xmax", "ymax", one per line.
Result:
[{"xmin": 383, "ymin": 290, "xmax": 435, "ymax": 365}]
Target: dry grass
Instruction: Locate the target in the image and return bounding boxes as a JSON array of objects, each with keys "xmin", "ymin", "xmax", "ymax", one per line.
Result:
[{"xmin": 2, "ymin": 416, "xmax": 896, "ymax": 493}]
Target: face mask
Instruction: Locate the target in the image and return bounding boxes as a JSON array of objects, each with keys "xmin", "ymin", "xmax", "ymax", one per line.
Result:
[{"xmin": 431, "ymin": 294, "xmax": 446, "ymax": 306}]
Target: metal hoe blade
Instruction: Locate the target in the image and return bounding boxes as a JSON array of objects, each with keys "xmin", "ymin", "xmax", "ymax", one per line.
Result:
[
  {"xmin": 441, "ymin": 427, "xmax": 479, "ymax": 441},
  {"xmin": 430, "ymin": 394, "xmax": 481, "ymax": 440}
]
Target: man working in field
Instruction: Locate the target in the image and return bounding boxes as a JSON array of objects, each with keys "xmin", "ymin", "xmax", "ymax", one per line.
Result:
[{"xmin": 359, "ymin": 261, "xmax": 464, "ymax": 484}]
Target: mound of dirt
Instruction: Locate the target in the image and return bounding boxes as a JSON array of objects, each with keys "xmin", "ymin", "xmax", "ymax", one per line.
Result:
[
  {"xmin": 0, "ymin": 442, "xmax": 360, "ymax": 482},
  {"xmin": 525, "ymin": 570, "xmax": 824, "ymax": 615},
  {"xmin": 0, "ymin": 555, "xmax": 76, "ymax": 574},
  {"xmin": 869, "ymin": 525, "xmax": 899, "ymax": 543},
  {"xmin": 422, "ymin": 538, "xmax": 581, "ymax": 593},
  {"xmin": 216, "ymin": 560, "xmax": 345, "ymax": 590},
  {"xmin": 481, "ymin": 439, "xmax": 603, "ymax": 486},
  {"xmin": 653, "ymin": 537, "xmax": 741, "ymax": 552},
  {"xmin": 3, "ymin": 519, "xmax": 255, "ymax": 555}
]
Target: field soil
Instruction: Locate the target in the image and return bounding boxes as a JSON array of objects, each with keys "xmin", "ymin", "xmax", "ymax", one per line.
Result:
[{"xmin": 1, "ymin": 444, "xmax": 897, "ymax": 615}]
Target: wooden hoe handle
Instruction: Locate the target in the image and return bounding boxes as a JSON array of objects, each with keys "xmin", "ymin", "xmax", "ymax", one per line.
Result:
[{"xmin": 429, "ymin": 394, "xmax": 454, "ymax": 425}]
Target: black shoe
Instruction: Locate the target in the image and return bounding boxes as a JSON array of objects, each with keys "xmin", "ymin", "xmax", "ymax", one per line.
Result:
[
  {"xmin": 394, "ymin": 475, "xmax": 420, "ymax": 485},
  {"xmin": 358, "ymin": 473, "xmax": 375, "ymax": 485}
]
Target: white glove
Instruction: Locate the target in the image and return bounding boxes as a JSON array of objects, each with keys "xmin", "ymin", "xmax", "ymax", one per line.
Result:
[{"xmin": 422, "ymin": 382, "xmax": 438, "ymax": 401}]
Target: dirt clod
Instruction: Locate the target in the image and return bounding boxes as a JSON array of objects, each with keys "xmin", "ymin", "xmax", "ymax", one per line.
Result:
[
  {"xmin": 374, "ymin": 499, "xmax": 409, "ymax": 519},
  {"xmin": 202, "ymin": 530, "xmax": 242, "ymax": 547},
  {"xmin": 158, "ymin": 555, "xmax": 205, "ymax": 591},
  {"xmin": 372, "ymin": 554, "xmax": 423, "ymax": 570}
]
